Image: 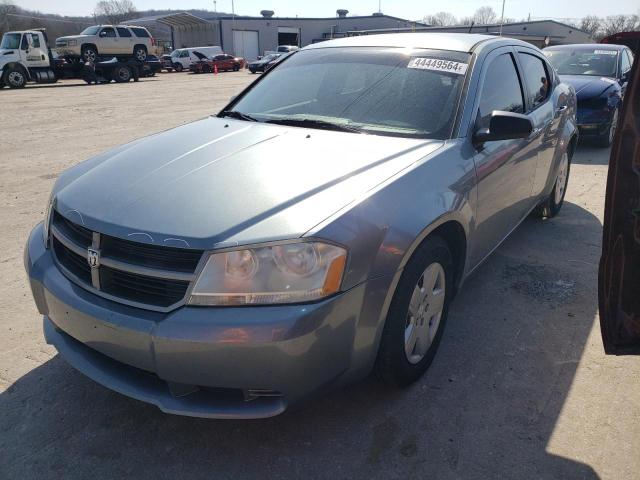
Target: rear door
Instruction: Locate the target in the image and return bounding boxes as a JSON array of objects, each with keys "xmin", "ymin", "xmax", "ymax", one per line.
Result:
[
  {"xmin": 515, "ymin": 49, "xmax": 560, "ymax": 198},
  {"xmin": 598, "ymin": 48, "xmax": 640, "ymax": 354},
  {"xmin": 469, "ymin": 47, "xmax": 540, "ymax": 266},
  {"xmin": 116, "ymin": 27, "xmax": 133, "ymax": 55}
]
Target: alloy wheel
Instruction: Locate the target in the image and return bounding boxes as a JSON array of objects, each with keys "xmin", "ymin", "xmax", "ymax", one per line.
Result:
[{"xmin": 405, "ymin": 262, "xmax": 446, "ymax": 364}]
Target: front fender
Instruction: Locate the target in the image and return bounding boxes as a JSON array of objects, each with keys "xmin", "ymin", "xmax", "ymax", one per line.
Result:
[{"xmin": 311, "ymin": 141, "xmax": 476, "ymax": 377}]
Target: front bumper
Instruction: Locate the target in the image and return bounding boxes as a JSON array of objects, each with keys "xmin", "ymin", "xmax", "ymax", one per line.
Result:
[
  {"xmin": 25, "ymin": 223, "xmax": 383, "ymax": 418},
  {"xmin": 55, "ymin": 46, "xmax": 82, "ymax": 57},
  {"xmin": 577, "ymin": 106, "xmax": 614, "ymax": 137}
]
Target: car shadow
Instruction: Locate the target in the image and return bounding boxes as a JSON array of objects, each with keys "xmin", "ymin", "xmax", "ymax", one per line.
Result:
[
  {"xmin": 571, "ymin": 142, "xmax": 611, "ymax": 165},
  {"xmin": 1, "ymin": 201, "xmax": 602, "ymax": 479}
]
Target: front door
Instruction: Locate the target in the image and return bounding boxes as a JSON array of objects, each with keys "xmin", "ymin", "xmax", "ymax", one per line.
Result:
[
  {"xmin": 23, "ymin": 32, "xmax": 49, "ymax": 68},
  {"xmin": 98, "ymin": 27, "xmax": 118, "ymax": 55},
  {"xmin": 469, "ymin": 48, "xmax": 539, "ymax": 266},
  {"xmin": 598, "ymin": 47, "xmax": 640, "ymax": 354}
]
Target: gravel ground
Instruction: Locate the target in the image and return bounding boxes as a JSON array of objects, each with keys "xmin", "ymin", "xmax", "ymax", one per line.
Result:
[{"xmin": 1, "ymin": 71, "xmax": 638, "ymax": 480}]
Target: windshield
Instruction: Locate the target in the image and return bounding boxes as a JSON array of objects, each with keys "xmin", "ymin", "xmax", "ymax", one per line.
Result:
[
  {"xmin": 227, "ymin": 47, "xmax": 469, "ymax": 139},
  {"xmin": 80, "ymin": 26, "xmax": 101, "ymax": 35},
  {"xmin": 1, "ymin": 33, "xmax": 21, "ymax": 50},
  {"xmin": 544, "ymin": 48, "xmax": 618, "ymax": 77}
]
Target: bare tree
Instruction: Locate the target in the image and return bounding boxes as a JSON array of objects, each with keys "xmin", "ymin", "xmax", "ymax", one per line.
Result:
[
  {"xmin": 472, "ymin": 6, "xmax": 497, "ymax": 25},
  {"xmin": 580, "ymin": 15, "xmax": 601, "ymax": 38},
  {"xmin": 94, "ymin": 0, "xmax": 136, "ymax": 25},
  {"xmin": 602, "ymin": 15, "xmax": 630, "ymax": 37},
  {"xmin": 423, "ymin": 11, "xmax": 457, "ymax": 27}
]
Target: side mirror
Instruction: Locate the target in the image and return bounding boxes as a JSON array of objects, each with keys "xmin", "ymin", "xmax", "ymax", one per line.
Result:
[{"xmin": 473, "ymin": 111, "xmax": 533, "ymax": 144}]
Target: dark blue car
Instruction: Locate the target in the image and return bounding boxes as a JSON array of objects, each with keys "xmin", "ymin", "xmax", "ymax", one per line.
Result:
[{"xmin": 544, "ymin": 44, "xmax": 634, "ymax": 147}]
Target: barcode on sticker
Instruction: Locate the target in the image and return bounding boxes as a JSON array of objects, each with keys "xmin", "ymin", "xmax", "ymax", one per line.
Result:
[
  {"xmin": 408, "ymin": 57, "xmax": 468, "ymax": 75},
  {"xmin": 594, "ymin": 50, "xmax": 617, "ymax": 55}
]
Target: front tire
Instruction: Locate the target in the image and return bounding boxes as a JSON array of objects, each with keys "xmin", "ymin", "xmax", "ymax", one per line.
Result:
[
  {"xmin": 375, "ymin": 236, "xmax": 454, "ymax": 387},
  {"xmin": 173, "ymin": 62, "xmax": 183, "ymax": 72},
  {"xmin": 596, "ymin": 108, "xmax": 618, "ymax": 148},
  {"xmin": 4, "ymin": 66, "xmax": 27, "ymax": 88},
  {"xmin": 81, "ymin": 45, "xmax": 98, "ymax": 63},
  {"xmin": 533, "ymin": 150, "xmax": 571, "ymax": 218}
]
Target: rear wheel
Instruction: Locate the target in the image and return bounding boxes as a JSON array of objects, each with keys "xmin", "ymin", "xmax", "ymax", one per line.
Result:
[
  {"xmin": 81, "ymin": 45, "xmax": 98, "ymax": 63},
  {"xmin": 4, "ymin": 66, "xmax": 27, "ymax": 88},
  {"xmin": 114, "ymin": 66, "xmax": 132, "ymax": 83},
  {"xmin": 233, "ymin": 63, "xmax": 240, "ymax": 71},
  {"xmin": 375, "ymin": 236, "xmax": 453, "ymax": 386},
  {"xmin": 533, "ymin": 150, "xmax": 571, "ymax": 218},
  {"xmin": 133, "ymin": 45, "xmax": 147, "ymax": 62},
  {"xmin": 596, "ymin": 108, "xmax": 618, "ymax": 148}
]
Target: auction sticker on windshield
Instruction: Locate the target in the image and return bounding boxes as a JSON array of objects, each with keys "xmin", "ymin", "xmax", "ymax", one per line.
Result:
[
  {"xmin": 408, "ymin": 57, "xmax": 468, "ymax": 75},
  {"xmin": 594, "ymin": 50, "xmax": 617, "ymax": 55}
]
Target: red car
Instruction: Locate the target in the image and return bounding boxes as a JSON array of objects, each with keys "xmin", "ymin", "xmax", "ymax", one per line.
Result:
[{"xmin": 189, "ymin": 52, "xmax": 245, "ymax": 73}]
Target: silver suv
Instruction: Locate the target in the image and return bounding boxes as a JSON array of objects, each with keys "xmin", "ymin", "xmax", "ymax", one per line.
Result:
[{"xmin": 55, "ymin": 25, "xmax": 154, "ymax": 62}]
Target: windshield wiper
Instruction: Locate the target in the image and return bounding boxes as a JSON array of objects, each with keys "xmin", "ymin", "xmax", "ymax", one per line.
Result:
[
  {"xmin": 264, "ymin": 118, "xmax": 365, "ymax": 134},
  {"xmin": 219, "ymin": 110, "xmax": 259, "ymax": 122}
]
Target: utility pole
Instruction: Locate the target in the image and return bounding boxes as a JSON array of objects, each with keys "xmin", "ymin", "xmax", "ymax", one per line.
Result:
[
  {"xmin": 499, "ymin": 0, "xmax": 506, "ymax": 36},
  {"xmin": 213, "ymin": 0, "xmax": 217, "ymax": 14},
  {"xmin": 378, "ymin": 0, "xmax": 381, "ymax": 14}
]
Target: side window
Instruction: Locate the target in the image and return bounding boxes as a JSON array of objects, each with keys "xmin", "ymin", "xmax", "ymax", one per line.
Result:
[
  {"xmin": 517, "ymin": 52, "xmax": 551, "ymax": 110},
  {"xmin": 21, "ymin": 34, "xmax": 28, "ymax": 50},
  {"xmin": 181, "ymin": 50, "xmax": 190, "ymax": 58},
  {"xmin": 100, "ymin": 27, "xmax": 116, "ymax": 38},
  {"xmin": 628, "ymin": 50, "xmax": 635, "ymax": 68},
  {"xmin": 478, "ymin": 53, "xmax": 524, "ymax": 128},
  {"xmin": 621, "ymin": 50, "xmax": 631, "ymax": 75},
  {"xmin": 116, "ymin": 27, "xmax": 132, "ymax": 38},
  {"xmin": 30, "ymin": 34, "xmax": 40, "ymax": 48}
]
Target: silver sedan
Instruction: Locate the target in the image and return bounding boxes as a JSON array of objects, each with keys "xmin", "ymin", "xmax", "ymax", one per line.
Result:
[{"xmin": 25, "ymin": 33, "xmax": 577, "ymax": 418}]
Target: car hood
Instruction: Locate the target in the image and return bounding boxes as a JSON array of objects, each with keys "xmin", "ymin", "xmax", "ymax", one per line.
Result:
[
  {"xmin": 53, "ymin": 117, "xmax": 442, "ymax": 249},
  {"xmin": 559, "ymin": 74, "xmax": 617, "ymax": 100},
  {"xmin": 57, "ymin": 35, "xmax": 92, "ymax": 42}
]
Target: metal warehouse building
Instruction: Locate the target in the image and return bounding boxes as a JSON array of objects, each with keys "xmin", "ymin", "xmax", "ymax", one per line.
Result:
[
  {"xmin": 349, "ymin": 20, "xmax": 593, "ymax": 47},
  {"xmin": 133, "ymin": 10, "xmax": 423, "ymax": 60}
]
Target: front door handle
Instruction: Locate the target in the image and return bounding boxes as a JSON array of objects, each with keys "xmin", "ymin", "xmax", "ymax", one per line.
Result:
[{"xmin": 555, "ymin": 105, "xmax": 568, "ymax": 117}]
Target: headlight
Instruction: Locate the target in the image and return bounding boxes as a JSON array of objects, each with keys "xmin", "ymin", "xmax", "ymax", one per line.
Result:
[
  {"xmin": 43, "ymin": 195, "xmax": 54, "ymax": 247},
  {"xmin": 188, "ymin": 241, "xmax": 347, "ymax": 306},
  {"xmin": 67, "ymin": 39, "xmax": 77, "ymax": 46}
]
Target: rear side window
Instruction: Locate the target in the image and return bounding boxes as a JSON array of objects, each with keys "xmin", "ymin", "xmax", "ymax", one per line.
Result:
[
  {"xmin": 518, "ymin": 53, "xmax": 550, "ymax": 110},
  {"xmin": 478, "ymin": 53, "xmax": 524, "ymax": 128},
  {"xmin": 116, "ymin": 27, "xmax": 132, "ymax": 38},
  {"xmin": 30, "ymin": 33, "xmax": 40, "ymax": 48},
  {"xmin": 130, "ymin": 28, "xmax": 150, "ymax": 38}
]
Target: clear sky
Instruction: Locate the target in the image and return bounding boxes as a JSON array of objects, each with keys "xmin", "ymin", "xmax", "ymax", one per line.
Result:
[{"xmin": 14, "ymin": 0, "xmax": 640, "ymax": 21}]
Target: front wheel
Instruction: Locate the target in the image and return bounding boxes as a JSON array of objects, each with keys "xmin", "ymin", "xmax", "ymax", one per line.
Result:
[
  {"xmin": 4, "ymin": 67, "xmax": 27, "ymax": 88},
  {"xmin": 533, "ymin": 150, "xmax": 571, "ymax": 218},
  {"xmin": 173, "ymin": 62, "xmax": 183, "ymax": 72},
  {"xmin": 596, "ymin": 108, "xmax": 618, "ymax": 148},
  {"xmin": 82, "ymin": 45, "xmax": 98, "ymax": 63},
  {"xmin": 375, "ymin": 236, "xmax": 453, "ymax": 386}
]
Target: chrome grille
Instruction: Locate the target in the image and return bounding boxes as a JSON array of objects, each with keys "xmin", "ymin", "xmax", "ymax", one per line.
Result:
[{"xmin": 50, "ymin": 210, "xmax": 203, "ymax": 311}]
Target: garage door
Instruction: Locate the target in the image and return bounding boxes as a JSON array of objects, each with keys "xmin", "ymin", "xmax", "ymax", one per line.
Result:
[{"xmin": 232, "ymin": 30, "xmax": 259, "ymax": 61}]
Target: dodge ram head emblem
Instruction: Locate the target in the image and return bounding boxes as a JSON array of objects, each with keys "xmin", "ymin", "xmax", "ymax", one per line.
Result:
[{"xmin": 87, "ymin": 248, "xmax": 100, "ymax": 268}]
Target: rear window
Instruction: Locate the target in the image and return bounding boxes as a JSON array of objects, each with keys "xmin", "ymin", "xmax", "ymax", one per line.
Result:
[{"xmin": 130, "ymin": 27, "xmax": 150, "ymax": 38}]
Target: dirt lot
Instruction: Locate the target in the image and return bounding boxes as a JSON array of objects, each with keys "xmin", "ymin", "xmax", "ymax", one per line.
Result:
[{"xmin": 1, "ymin": 72, "xmax": 639, "ymax": 480}]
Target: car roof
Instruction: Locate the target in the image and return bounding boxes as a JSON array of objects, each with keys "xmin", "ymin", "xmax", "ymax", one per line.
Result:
[
  {"xmin": 303, "ymin": 33, "xmax": 531, "ymax": 53},
  {"xmin": 545, "ymin": 43, "xmax": 626, "ymax": 51}
]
